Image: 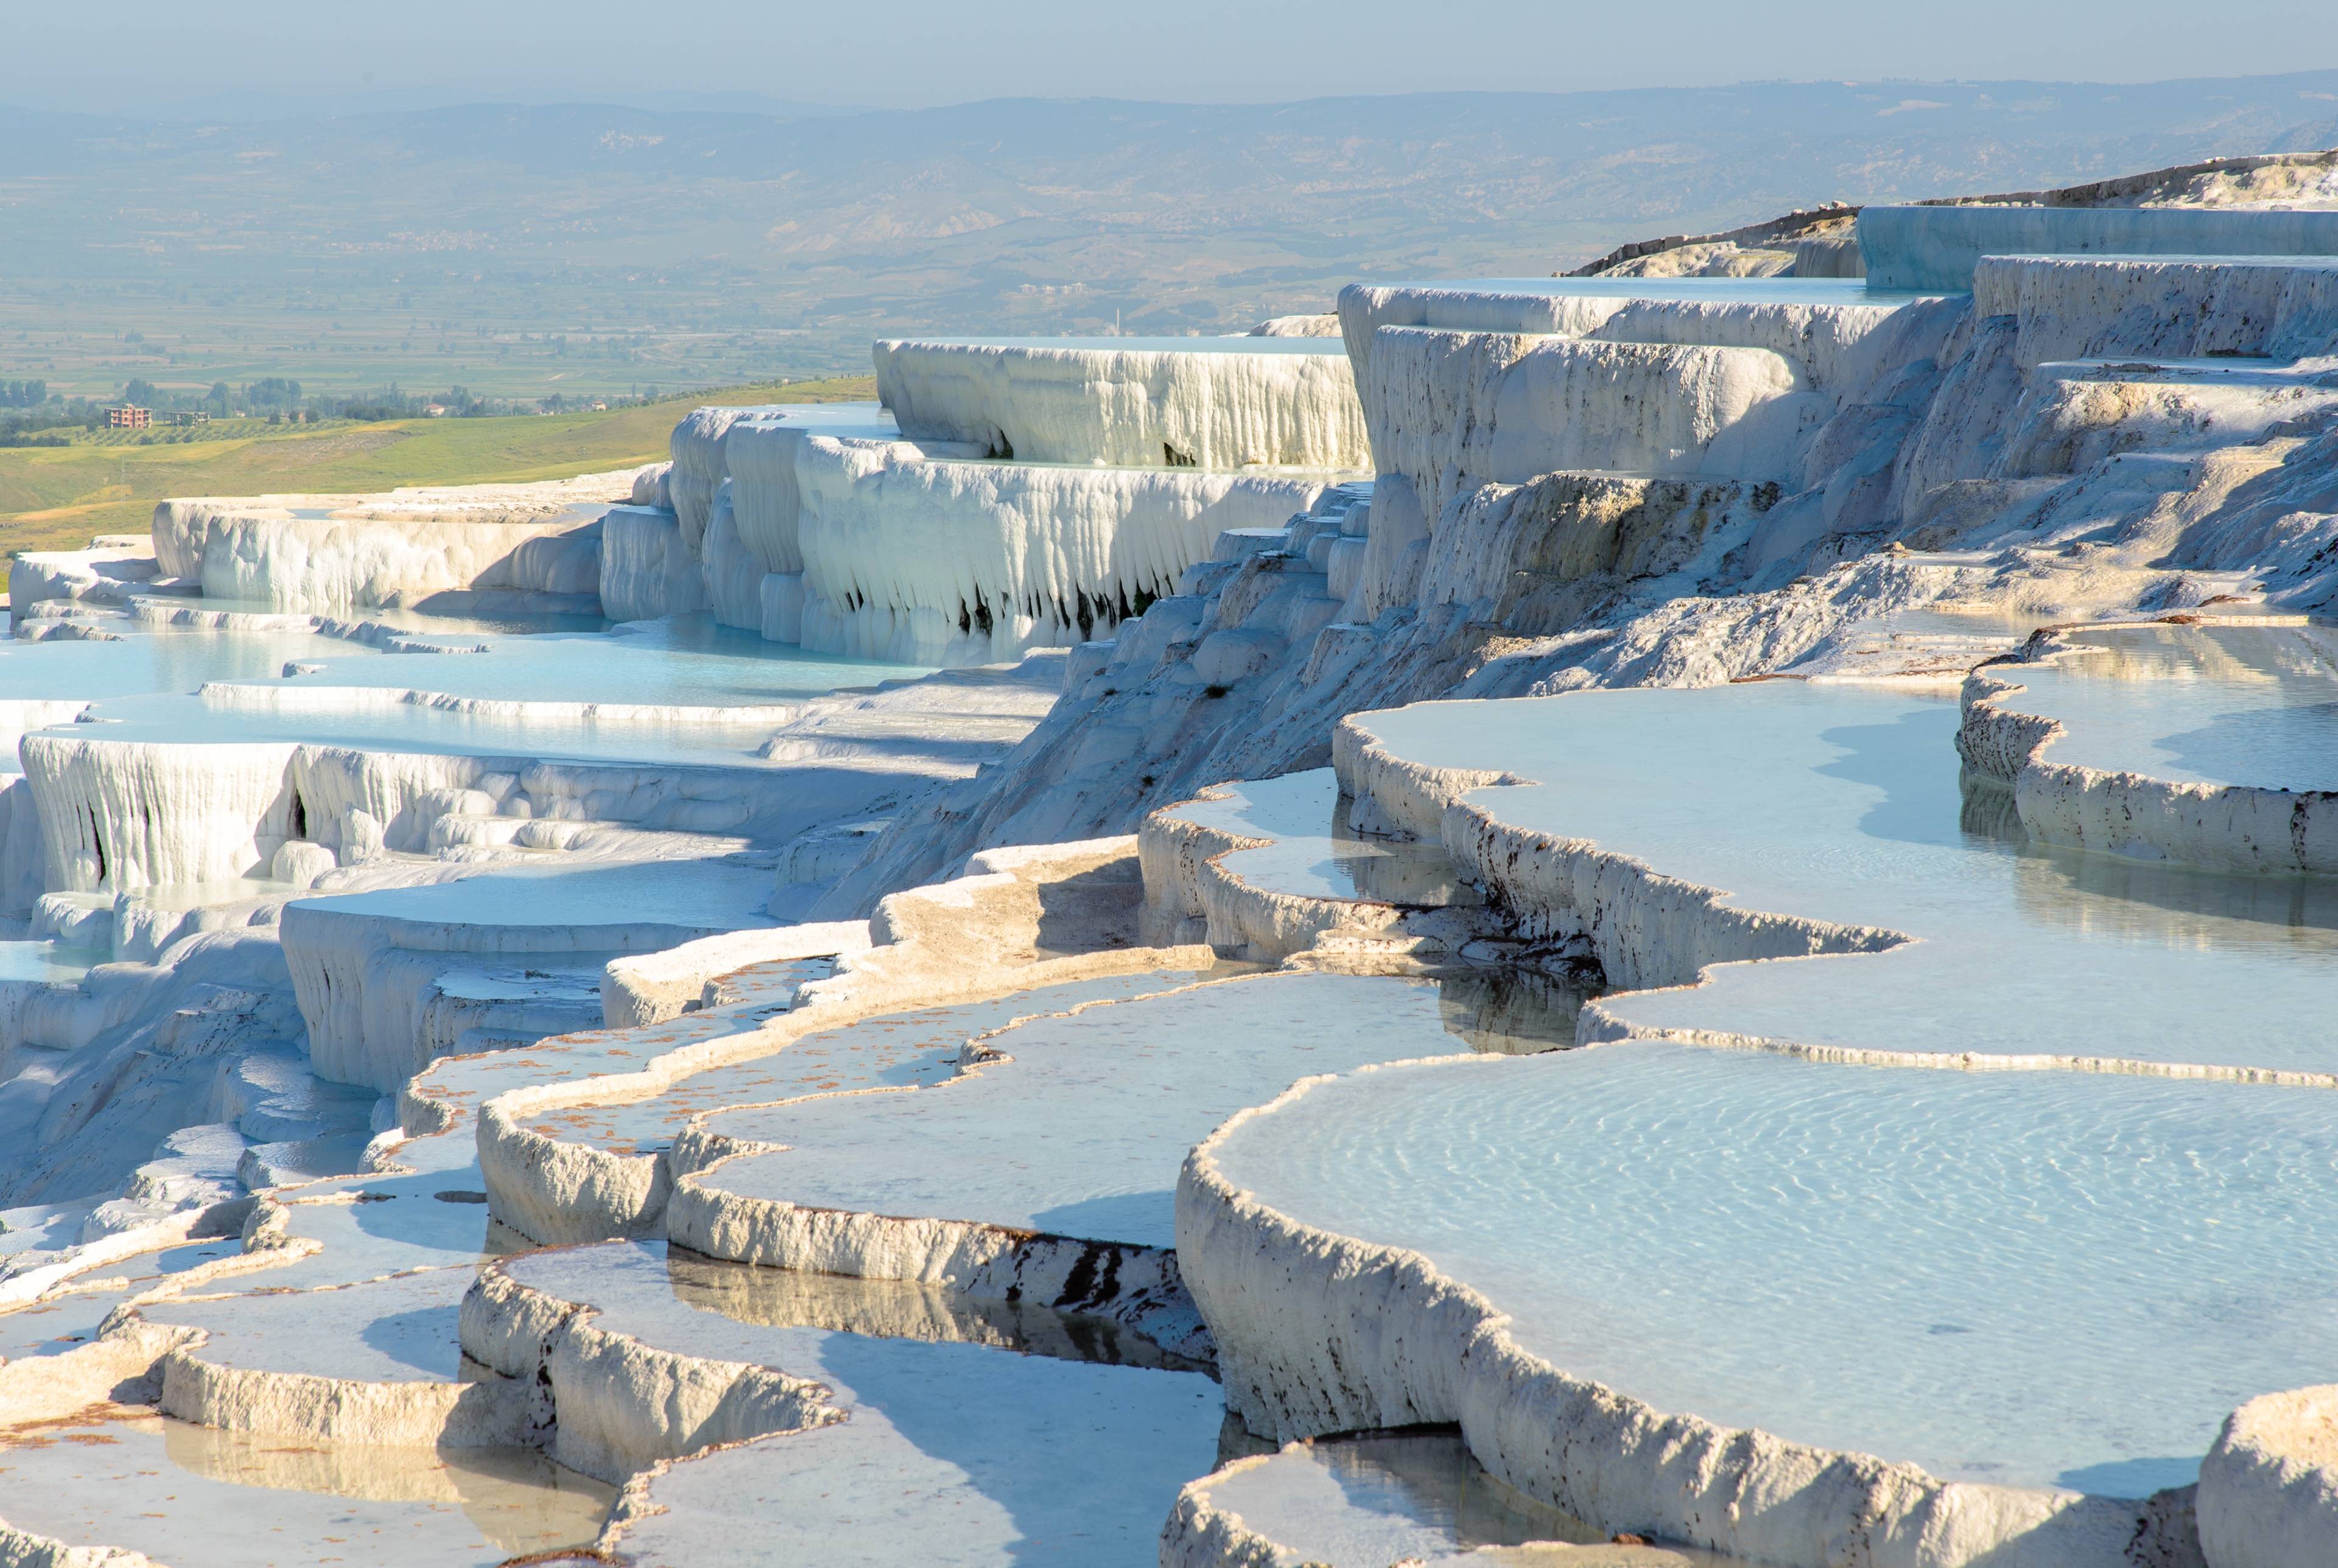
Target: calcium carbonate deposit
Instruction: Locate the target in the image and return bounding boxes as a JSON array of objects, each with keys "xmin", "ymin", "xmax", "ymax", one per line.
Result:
[{"xmin": 5, "ymin": 151, "xmax": 2338, "ymax": 1568}]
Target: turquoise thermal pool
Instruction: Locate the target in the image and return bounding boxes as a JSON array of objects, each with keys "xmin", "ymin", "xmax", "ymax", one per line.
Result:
[
  {"xmin": 290, "ymin": 859, "xmax": 779, "ymax": 934},
  {"xmin": 552, "ymin": 969, "xmax": 1214, "ymax": 1157},
  {"xmin": 494, "ymin": 1240, "xmax": 1225, "ymax": 1566},
  {"xmin": 225, "ymin": 617, "xmax": 932, "ymax": 710},
  {"xmin": 1358, "ymin": 682, "xmax": 2338, "ymax": 1073},
  {"xmin": 0, "ymin": 623, "xmax": 379, "ymax": 701},
  {"xmin": 1172, "ymin": 771, "xmax": 1478, "ymax": 908},
  {"xmin": 699, "ymin": 971, "xmax": 1523, "ymax": 1249},
  {"xmin": 1990, "ymin": 622, "xmax": 2338, "ymax": 789},
  {"xmin": 1208, "ymin": 1039, "xmax": 2338, "ymax": 1497}
]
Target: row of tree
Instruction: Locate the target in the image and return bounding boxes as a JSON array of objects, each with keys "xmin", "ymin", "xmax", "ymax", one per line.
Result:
[{"xmin": 0, "ymin": 374, "xmax": 661, "ymax": 442}]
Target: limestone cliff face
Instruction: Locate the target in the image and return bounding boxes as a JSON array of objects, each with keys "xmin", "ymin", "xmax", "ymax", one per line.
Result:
[{"xmin": 820, "ymin": 264, "xmax": 2338, "ymax": 913}]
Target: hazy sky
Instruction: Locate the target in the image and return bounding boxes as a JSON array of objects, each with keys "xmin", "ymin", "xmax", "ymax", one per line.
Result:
[{"xmin": 9, "ymin": 0, "xmax": 2337, "ymax": 114}]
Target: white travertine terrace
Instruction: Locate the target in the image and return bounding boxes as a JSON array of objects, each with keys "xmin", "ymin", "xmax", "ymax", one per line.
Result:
[
  {"xmin": 9, "ymin": 170, "xmax": 2338, "ymax": 1568},
  {"xmin": 150, "ymin": 474, "xmax": 630, "ymax": 612},
  {"xmin": 1859, "ymin": 203, "xmax": 2338, "ymax": 290},
  {"xmin": 599, "ymin": 502, "xmax": 708, "ymax": 621},
  {"xmin": 1973, "ymin": 254, "xmax": 2338, "ymax": 365},
  {"xmin": 1335, "ymin": 276, "xmax": 1944, "ymax": 391},
  {"xmin": 792, "ymin": 436, "xmax": 1338, "ymax": 662},
  {"xmin": 874, "ymin": 335, "xmax": 1370, "ymax": 470},
  {"xmin": 1960, "ymin": 620, "xmax": 2338, "ymax": 873},
  {"xmin": 1164, "ymin": 1433, "xmax": 1729, "ymax": 1567},
  {"xmin": 1361, "ymin": 328, "xmax": 1827, "ymax": 518},
  {"xmin": 1169, "ymin": 673, "xmax": 2338, "ymax": 1566}
]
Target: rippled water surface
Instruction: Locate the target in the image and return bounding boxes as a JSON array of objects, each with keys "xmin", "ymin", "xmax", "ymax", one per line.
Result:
[
  {"xmin": 1362, "ymin": 682, "xmax": 2338, "ymax": 1073},
  {"xmin": 1213, "ymin": 1040, "xmax": 2338, "ymax": 1496},
  {"xmin": 2000, "ymin": 623, "xmax": 2338, "ymax": 789}
]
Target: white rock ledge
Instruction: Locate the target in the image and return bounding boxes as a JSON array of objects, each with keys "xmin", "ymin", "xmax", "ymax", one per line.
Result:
[
  {"xmin": 874, "ymin": 337, "xmax": 1369, "ymax": 471},
  {"xmin": 1175, "ymin": 1075, "xmax": 2200, "ymax": 1568},
  {"xmin": 1960, "ymin": 660, "xmax": 2338, "ymax": 877},
  {"xmin": 2197, "ymin": 1385, "xmax": 2338, "ymax": 1568}
]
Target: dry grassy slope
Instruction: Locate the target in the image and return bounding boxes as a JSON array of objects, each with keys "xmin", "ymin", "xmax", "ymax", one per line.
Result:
[{"xmin": 0, "ymin": 377, "xmax": 873, "ymax": 557}]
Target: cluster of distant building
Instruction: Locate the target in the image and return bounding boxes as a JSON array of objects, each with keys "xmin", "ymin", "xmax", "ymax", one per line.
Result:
[
  {"xmin": 105, "ymin": 405, "xmax": 321, "ymax": 430},
  {"xmin": 102, "ymin": 398, "xmax": 609, "ymax": 427}
]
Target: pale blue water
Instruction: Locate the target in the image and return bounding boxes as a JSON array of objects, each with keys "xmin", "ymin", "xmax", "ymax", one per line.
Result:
[
  {"xmin": 0, "ymin": 625, "xmax": 376, "ymax": 699},
  {"xmin": 501, "ymin": 1239, "xmax": 1225, "ymax": 1568},
  {"xmin": 704, "ymin": 971, "xmax": 1498, "ymax": 1249},
  {"xmin": 56, "ymin": 693, "xmax": 795, "ymax": 768},
  {"xmin": 292, "ymin": 859, "xmax": 776, "ymax": 932},
  {"xmin": 1212, "ymin": 1040, "xmax": 2338, "ymax": 1497},
  {"xmin": 36, "ymin": 615, "xmax": 932, "ymax": 768},
  {"xmin": 1177, "ymin": 771, "xmax": 1475, "ymax": 907},
  {"xmin": 0, "ymin": 941, "xmax": 94, "ymax": 982},
  {"xmin": 567, "ymin": 970, "xmax": 1213, "ymax": 1158},
  {"xmin": 1361, "ymin": 683, "xmax": 2338, "ymax": 1073},
  {"xmin": 231, "ymin": 617, "xmax": 930, "ymax": 710},
  {"xmin": 729, "ymin": 400, "xmax": 898, "ymax": 430},
  {"xmin": 1994, "ymin": 623, "xmax": 2338, "ymax": 789},
  {"xmin": 1202, "ymin": 1433, "xmax": 1605, "ymax": 1563}
]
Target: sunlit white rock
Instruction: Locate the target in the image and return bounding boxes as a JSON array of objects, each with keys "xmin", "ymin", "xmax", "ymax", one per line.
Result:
[{"xmin": 875, "ymin": 335, "xmax": 1369, "ymax": 470}]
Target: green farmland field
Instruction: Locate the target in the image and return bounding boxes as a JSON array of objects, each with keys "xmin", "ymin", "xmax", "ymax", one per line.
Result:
[{"xmin": 0, "ymin": 377, "xmax": 873, "ymax": 559}]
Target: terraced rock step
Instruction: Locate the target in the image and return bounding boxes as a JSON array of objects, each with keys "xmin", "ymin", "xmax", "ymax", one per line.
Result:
[
  {"xmin": 284, "ymin": 857, "xmax": 785, "ymax": 1091},
  {"xmin": 1348, "ymin": 681, "xmax": 2338, "ymax": 1076},
  {"xmin": 1199, "ymin": 1038, "xmax": 2338, "ymax": 1497},
  {"xmin": 672, "ymin": 970, "xmax": 1533, "ymax": 1264},
  {"xmin": 0, "ymin": 1238, "xmax": 242, "ymax": 1360},
  {"xmin": 1981, "ymin": 622, "xmax": 2338, "ymax": 789},
  {"xmin": 0, "ymin": 1404, "xmax": 611, "ymax": 1567},
  {"xmin": 1336, "ymin": 276, "xmax": 1939, "ymax": 391},
  {"xmin": 874, "ymin": 334, "xmax": 1369, "ymax": 471},
  {"xmin": 135, "ymin": 1267, "xmax": 536, "ymax": 1448},
  {"xmin": 472, "ymin": 1239, "xmax": 1226, "ymax": 1566},
  {"xmin": 1963, "ymin": 621, "xmax": 2338, "ymax": 874},
  {"xmin": 2006, "ymin": 355, "xmax": 2338, "ymax": 475},
  {"xmin": 527, "ymin": 968, "xmax": 1218, "ymax": 1161},
  {"xmin": 1142, "ymin": 769, "xmax": 1483, "ymax": 959},
  {"xmin": 1170, "ymin": 1429, "xmax": 1730, "ymax": 1567}
]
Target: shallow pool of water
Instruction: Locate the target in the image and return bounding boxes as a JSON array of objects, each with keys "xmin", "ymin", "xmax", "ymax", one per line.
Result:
[
  {"xmin": 0, "ymin": 1406, "xmax": 612, "ymax": 1566},
  {"xmin": 563, "ymin": 969, "xmax": 1214, "ymax": 1158},
  {"xmin": 706, "ymin": 970, "xmax": 1542, "ymax": 1249},
  {"xmin": 502, "ymin": 1239, "xmax": 1225, "ymax": 1567},
  {"xmin": 247, "ymin": 615, "xmax": 929, "ymax": 709},
  {"xmin": 58, "ymin": 692, "xmax": 779, "ymax": 769},
  {"xmin": 1203, "ymin": 1430, "xmax": 1604, "ymax": 1564},
  {"xmin": 1996, "ymin": 623, "xmax": 2338, "ymax": 789},
  {"xmin": 1212, "ymin": 1039, "xmax": 2338, "ymax": 1497},
  {"xmin": 0, "ymin": 941, "xmax": 94, "ymax": 983},
  {"xmin": 1175, "ymin": 771, "xmax": 1478, "ymax": 908},
  {"xmin": 293, "ymin": 859, "xmax": 776, "ymax": 933},
  {"xmin": 1360, "ymin": 682, "xmax": 2338, "ymax": 1074},
  {"xmin": 41, "ymin": 612, "xmax": 936, "ymax": 768},
  {"xmin": 0, "ymin": 625, "xmax": 379, "ymax": 701}
]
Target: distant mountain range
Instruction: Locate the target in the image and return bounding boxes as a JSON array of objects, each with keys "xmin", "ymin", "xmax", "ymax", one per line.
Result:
[{"xmin": 2, "ymin": 73, "xmax": 2334, "ymax": 393}]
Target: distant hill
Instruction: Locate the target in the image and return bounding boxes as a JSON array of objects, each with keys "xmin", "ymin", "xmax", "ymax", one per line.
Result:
[{"xmin": 2, "ymin": 73, "xmax": 2334, "ymax": 397}]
